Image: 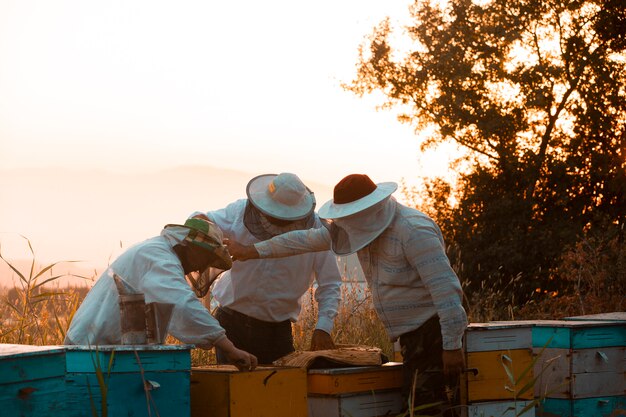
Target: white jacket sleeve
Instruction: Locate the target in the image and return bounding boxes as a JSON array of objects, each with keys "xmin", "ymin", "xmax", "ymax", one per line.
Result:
[
  {"xmin": 139, "ymin": 249, "xmax": 226, "ymax": 347},
  {"xmin": 255, "ymin": 227, "xmax": 332, "ymax": 258},
  {"xmin": 311, "ymin": 251, "xmax": 341, "ymax": 334}
]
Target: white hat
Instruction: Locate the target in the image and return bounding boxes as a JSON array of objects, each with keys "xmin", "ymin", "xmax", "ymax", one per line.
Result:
[
  {"xmin": 318, "ymin": 174, "xmax": 397, "ymax": 220},
  {"xmin": 246, "ymin": 173, "xmax": 315, "ymax": 221}
]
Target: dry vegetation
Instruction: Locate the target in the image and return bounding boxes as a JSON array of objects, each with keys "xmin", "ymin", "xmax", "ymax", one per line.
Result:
[{"xmin": 1, "ymin": 233, "xmax": 624, "ymax": 367}]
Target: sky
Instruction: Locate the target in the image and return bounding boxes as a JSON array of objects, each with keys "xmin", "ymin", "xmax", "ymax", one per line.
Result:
[{"xmin": 0, "ymin": 0, "xmax": 457, "ymax": 281}]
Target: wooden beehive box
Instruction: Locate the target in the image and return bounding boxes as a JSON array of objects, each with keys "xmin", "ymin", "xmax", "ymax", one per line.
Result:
[
  {"xmin": 64, "ymin": 344, "xmax": 192, "ymax": 417},
  {"xmin": 308, "ymin": 389, "xmax": 404, "ymax": 417},
  {"xmin": 307, "ymin": 363, "xmax": 404, "ymax": 417},
  {"xmin": 464, "ymin": 322, "xmax": 535, "ymax": 403},
  {"xmin": 467, "ymin": 400, "xmax": 536, "ymax": 417},
  {"xmin": 190, "ymin": 365, "xmax": 307, "ymax": 417},
  {"xmin": 307, "ymin": 362, "xmax": 403, "ymax": 395},
  {"xmin": 532, "ymin": 320, "xmax": 626, "ymax": 399},
  {"xmin": 536, "ymin": 395, "xmax": 626, "ymax": 417},
  {"xmin": 0, "ymin": 344, "xmax": 67, "ymax": 416},
  {"xmin": 563, "ymin": 312, "xmax": 626, "ymax": 322}
]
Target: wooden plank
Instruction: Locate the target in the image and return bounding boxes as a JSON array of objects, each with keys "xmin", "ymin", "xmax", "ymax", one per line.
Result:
[
  {"xmin": 65, "ymin": 346, "xmax": 192, "ymax": 417},
  {"xmin": 564, "ymin": 312, "xmax": 626, "ymax": 322},
  {"xmin": 533, "ymin": 348, "xmax": 571, "ymax": 399},
  {"xmin": 65, "ymin": 345, "xmax": 191, "ymax": 373},
  {"xmin": 537, "ymin": 396, "xmax": 626, "ymax": 417},
  {"xmin": 308, "ymin": 390, "xmax": 403, "ymax": 417},
  {"xmin": 0, "ymin": 349, "xmax": 66, "ymax": 385},
  {"xmin": 468, "ymin": 400, "xmax": 535, "ymax": 417},
  {"xmin": 571, "ymin": 347, "xmax": 624, "ymax": 373},
  {"xmin": 571, "ymin": 370, "xmax": 624, "ymax": 398},
  {"xmin": 65, "ymin": 370, "xmax": 190, "ymax": 417},
  {"xmin": 534, "ymin": 347, "xmax": 626, "ymax": 399},
  {"xmin": 465, "ymin": 323, "xmax": 533, "ymax": 352},
  {"xmin": 307, "ymin": 363, "xmax": 403, "ymax": 395},
  {"xmin": 532, "ymin": 321, "xmax": 626, "ymax": 349},
  {"xmin": 0, "ymin": 344, "xmax": 65, "ymax": 357},
  {"xmin": 0, "ymin": 376, "xmax": 66, "ymax": 416},
  {"xmin": 466, "ymin": 349, "xmax": 534, "ymax": 401},
  {"xmin": 191, "ymin": 365, "xmax": 307, "ymax": 417}
]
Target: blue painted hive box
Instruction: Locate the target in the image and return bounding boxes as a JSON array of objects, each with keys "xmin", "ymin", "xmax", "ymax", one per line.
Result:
[
  {"xmin": 532, "ymin": 320, "xmax": 626, "ymax": 416},
  {"xmin": 0, "ymin": 344, "xmax": 67, "ymax": 416},
  {"xmin": 64, "ymin": 344, "xmax": 192, "ymax": 417},
  {"xmin": 532, "ymin": 319, "xmax": 626, "ymax": 350}
]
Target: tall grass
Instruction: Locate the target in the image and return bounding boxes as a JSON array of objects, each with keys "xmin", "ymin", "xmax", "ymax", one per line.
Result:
[
  {"xmin": 293, "ymin": 274, "xmax": 393, "ymax": 360},
  {"xmin": 0, "ymin": 236, "xmax": 91, "ymax": 345}
]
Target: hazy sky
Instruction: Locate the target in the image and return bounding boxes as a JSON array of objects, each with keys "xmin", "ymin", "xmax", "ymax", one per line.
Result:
[
  {"xmin": 0, "ymin": 0, "xmax": 458, "ymax": 278},
  {"xmin": 0, "ymin": 0, "xmax": 457, "ymax": 185}
]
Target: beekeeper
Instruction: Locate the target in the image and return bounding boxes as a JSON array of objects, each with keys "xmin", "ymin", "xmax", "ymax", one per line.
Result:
[
  {"xmin": 190, "ymin": 172, "xmax": 341, "ymax": 364},
  {"xmin": 228, "ymin": 174, "xmax": 468, "ymax": 413},
  {"xmin": 64, "ymin": 218, "xmax": 258, "ymax": 371}
]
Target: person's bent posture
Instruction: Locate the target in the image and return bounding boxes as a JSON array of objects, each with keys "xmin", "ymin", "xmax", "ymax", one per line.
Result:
[
  {"xmin": 65, "ymin": 218, "xmax": 258, "ymax": 371},
  {"xmin": 228, "ymin": 174, "xmax": 468, "ymax": 414},
  {"xmin": 191, "ymin": 172, "xmax": 341, "ymax": 364}
]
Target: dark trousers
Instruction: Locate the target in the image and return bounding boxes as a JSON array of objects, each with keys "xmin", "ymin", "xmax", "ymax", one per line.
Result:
[
  {"xmin": 399, "ymin": 316, "xmax": 460, "ymax": 416},
  {"xmin": 213, "ymin": 306, "xmax": 294, "ymax": 365}
]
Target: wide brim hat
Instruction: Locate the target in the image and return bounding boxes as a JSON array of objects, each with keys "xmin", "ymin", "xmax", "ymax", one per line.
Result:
[
  {"xmin": 164, "ymin": 218, "xmax": 232, "ymax": 270},
  {"xmin": 318, "ymin": 175, "xmax": 398, "ymax": 220},
  {"xmin": 246, "ymin": 173, "xmax": 315, "ymax": 221}
]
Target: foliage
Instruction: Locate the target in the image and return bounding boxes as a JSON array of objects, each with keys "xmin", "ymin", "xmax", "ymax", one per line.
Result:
[
  {"xmin": 347, "ymin": 0, "xmax": 626, "ymax": 301},
  {"xmin": 0, "ymin": 236, "xmax": 89, "ymax": 344}
]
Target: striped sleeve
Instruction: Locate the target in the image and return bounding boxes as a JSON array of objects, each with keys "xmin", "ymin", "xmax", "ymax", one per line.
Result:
[{"xmin": 404, "ymin": 220, "xmax": 467, "ymax": 350}]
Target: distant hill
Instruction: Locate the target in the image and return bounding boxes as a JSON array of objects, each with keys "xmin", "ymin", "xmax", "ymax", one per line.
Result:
[{"xmin": 0, "ymin": 166, "xmax": 334, "ymax": 287}]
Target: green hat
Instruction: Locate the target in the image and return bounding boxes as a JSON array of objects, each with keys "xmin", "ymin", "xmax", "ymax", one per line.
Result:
[{"xmin": 165, "ymin": 218, "xmax": 232, "ymax": 270}]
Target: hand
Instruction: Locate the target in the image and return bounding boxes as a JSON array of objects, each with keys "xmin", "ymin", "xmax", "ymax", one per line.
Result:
[
  {"xmin": 225, "ymin": 239, "xmax": 260, "ymax": 261},
  {"xmin": 228, "ymin": 349, "xmax": 258, "ymax": 372},
  {"xmin": 442, "ymin": 348, "xmax": 465, "ymax": 380},
  {"xmin": 309, "ymin": 329, "xmax": 336, "ymax": 351},
  {"xmin": 215, "ymin": 338, "xmax": 258, "ymax": 371}
]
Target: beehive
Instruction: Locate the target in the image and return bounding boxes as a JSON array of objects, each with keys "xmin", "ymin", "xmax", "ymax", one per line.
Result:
[
  {"xmin": 308, "ymin": 389, "xmax": 404, "ymax": 417},
  {"xmin": 467, "ymin": 400, "xmax": 535, "ymax": 417},
  {"xmin": 307, "ymin": 363, "xmax": 404, "ymax": 417},
  {"xmin": 464, "ymin": 322, "xmax": 535, "ymax": 403},
  {"xmin": 532, "ymin": 319, "xmax": 626, "ymax": 417},
  {"xmin": 0, "ymin": 344, "xmax": 67, "ymax": 416},
  {"xmin": 190, "ymin": 365, "xmax": 307, "ymax": 417},
  {"xmin": 64, "ymin": 344, "xmax": 192, "ymax": 417},
  {"xmin": 307, "ymin": 362, "xmax": 403, "ymax": 395},
  {"xmin": 461, "ymin": 322, "xmax": 537, "ymax": 417}
]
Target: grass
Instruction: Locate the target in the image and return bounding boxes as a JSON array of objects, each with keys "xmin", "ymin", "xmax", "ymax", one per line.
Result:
[
  {"xmin": 1, "ymin": 237, "xmax": 625, "ymax": 417},
  {"xmin": 0, "ymin": 235, "xmax": 90, "ymax": 345}
]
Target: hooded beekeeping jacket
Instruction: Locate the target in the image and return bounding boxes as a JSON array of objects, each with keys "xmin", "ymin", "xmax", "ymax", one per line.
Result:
[
  {"xmin": 197, "ymin": 199, "xmax": 341, "ymax": 334},
  {"xmin": 64, "ymin": 226, "xmax": 226, "ymax": 347},
  {"xmin": 254, "ymin": 199, "xmax": 468, "ymax": 350}
]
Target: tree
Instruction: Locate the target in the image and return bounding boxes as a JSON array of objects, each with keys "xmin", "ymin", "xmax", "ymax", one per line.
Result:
[{"xmin": 346, "ymin": 0, "xmax": 626, "ymax": 300}]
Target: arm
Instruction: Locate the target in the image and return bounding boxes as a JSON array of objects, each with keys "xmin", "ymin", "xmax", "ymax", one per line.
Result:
[
  {"xmin": 256, "ymin": 227, "xmax": 332, "ymax": 257},
  {"xmin": 228, "ymin": 227, "xmax": 332, "ymax": 261},
  {"xmin": 189, "ymin": 199, "xmax": 246, "ymax": 239},
  {"xmin": 404, "ymin": 219, "xmax": 467, "ymax": 377},
  {"xmin": 309, "ymin": 251, "xmax": 341, "ymax": 351},
  {"xmin": 140, "ymin": 250, "xmax": 257, "ymax": 370}
]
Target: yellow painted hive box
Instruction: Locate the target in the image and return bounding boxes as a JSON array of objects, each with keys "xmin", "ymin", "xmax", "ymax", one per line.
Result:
[
  {"xmin": 190, "ymin": 365, "xmax": 307, "ymax": 417},
  {"xmin": 464, "ymin": 322, "xmax": 535, "ymax": 403},
  {"xmin": 307, "ymin": 362, "xmax": 403, "ymax": 395}
]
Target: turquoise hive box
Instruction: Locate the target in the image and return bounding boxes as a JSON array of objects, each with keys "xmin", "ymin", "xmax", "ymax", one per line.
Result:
[
  {"xmin": 0, "ymin": 344, "xmax": 67, "ymax": 416},
  {"xmin": 532, "ymin": 319, "xmax": 626, "ymax": 417},
  {"xmin": 64, "ymin": 344, "xmax": 192, "ymax": 417}
]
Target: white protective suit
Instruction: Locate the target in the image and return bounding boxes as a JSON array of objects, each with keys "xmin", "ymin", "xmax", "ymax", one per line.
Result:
[{"xmin": 64, "ymin": 226, "xmax": 226, "ymax": 347}]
